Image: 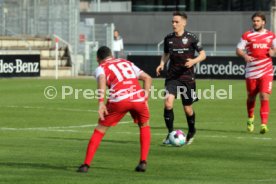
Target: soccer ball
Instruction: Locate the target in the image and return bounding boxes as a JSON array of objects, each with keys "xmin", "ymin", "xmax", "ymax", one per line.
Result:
[{"xmin": 169, "ymin": 130, "xmax": 186, "ymax": 146}]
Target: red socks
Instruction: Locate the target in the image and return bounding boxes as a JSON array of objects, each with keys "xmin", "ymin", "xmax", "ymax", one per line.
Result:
[
  {"xmin": 247, "ymin": 99, "xmax": 255, "ymax": 118},
  {"xmin": 260, "ymin": 100, "xmax": 269, "ymax": 125},
  {"xmin": 139, "ymin": 126, "xmax": 151, "ymax": 161},
  {"xmin": 83, "ymin": 126, "xmax": 150, "ymax": 166},
  {"xmin": 84, "ymin": 129, "xmax": 105, "ymax": 166},
  {"xmin": 247, "ymin": 99, "xmax": 270, "ymax": 124}
]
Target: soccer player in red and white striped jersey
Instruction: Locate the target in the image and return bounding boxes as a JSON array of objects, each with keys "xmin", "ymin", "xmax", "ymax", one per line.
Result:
[
  {"xmin": 77, "ymin": 46, "xmax": 152, "ymax": 172},
  {"xmin": 236, "ymin": 12, "xmax": 276, "ymax": 134}
]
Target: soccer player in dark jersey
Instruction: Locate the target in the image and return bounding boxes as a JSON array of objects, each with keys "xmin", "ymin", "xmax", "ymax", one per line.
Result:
[{"xmin": 156, "ymin": 12, "xmax": 206, "ymax": 145}]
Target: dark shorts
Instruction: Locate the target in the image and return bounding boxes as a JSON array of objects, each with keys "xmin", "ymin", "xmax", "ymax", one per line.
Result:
[{"xmin": 165, "ymin": 79, "xmax": 198, "ymax": 106}]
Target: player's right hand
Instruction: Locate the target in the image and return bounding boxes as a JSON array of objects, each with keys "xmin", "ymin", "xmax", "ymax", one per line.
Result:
[
  {"xmin": 98, "ymin": 103, "xmax": 108, "ymax": 120},
  {"xmin": 268, "ymin": 48, "xmax": 275, "ymax": 57},
  {"xmin": 156, "ymin": 64, "xmax": 164, "ymax": 76},
  {"xmin": 244, "ymin": 55, "xmax": 255, "ymax": 62}
]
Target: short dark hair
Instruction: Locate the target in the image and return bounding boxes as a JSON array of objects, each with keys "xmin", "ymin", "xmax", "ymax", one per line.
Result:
[
  {"xmin": 97, "ymin": 46, "xmax": 112, "ymax": 60},
  {"xmin": 173, "ymin": 12, "xmax": 187, "ymax": 19},
  {"xmin": 251, "ymin": 12, "xmax": 266, "ymax": 23}
]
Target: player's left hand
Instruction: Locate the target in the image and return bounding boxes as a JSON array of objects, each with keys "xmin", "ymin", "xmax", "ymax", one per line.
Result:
[
  {"xmin": 185, "ymin": 59, "xmax": 195, "ymax": 68},
  {"xmin": 98, "ymin": 103, "xmax": 108, "ymax": 120}
]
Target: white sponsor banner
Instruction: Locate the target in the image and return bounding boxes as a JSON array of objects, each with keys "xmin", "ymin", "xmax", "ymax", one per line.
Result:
[{"xmin": 195, "ymin": 57, "xmax": 276, "ymax": 79}]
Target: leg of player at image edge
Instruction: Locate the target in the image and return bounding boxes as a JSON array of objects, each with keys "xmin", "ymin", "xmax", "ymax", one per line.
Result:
[{"xmin": 77, "ymin": 125, "xmax": 151, "ymax": 173}]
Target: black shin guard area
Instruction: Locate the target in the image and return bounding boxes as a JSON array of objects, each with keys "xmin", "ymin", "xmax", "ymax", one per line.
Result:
[
  {"xmin": 186, "ymin": 113, "xmax": 195, "ymax": 132},
  {"xmin": 164, "ymin": 109, "xmax": 174, "ymax": 133}
]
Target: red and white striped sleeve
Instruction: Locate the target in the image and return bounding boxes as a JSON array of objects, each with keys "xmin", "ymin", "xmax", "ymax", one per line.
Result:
[
  {"xmin": 237, "ymin": 33, "xmax": 248, "ymax": 50},
  {"xmin": 131, "ymin": 63, "xmax": 144, "ymax": 77},
  {"xmin": 272, "ymin": 35, "xmax": 276, "ymax": 48},
  {"xmin": 95, "ymin": 66, "xmax": 105, "ymax": 79}
]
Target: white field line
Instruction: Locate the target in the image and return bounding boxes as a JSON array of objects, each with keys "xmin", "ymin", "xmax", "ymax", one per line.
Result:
[
  {"xmin": 113, "ymin": 131, "xmax": 273, "ymax": 141},
  {"xmin": 236, "ymin": 136, "xmax": 272, "ymax": 140},
  {"xmin": 253, "ymin": 179, "xmax": 276, "ymax": 182},
  {"xmin": 0, "ymin": 106, "xmax": 273, "ymax": 141},
  {"xmin": 0, "ymin": 121, "xmax": 132, "ymax": 132},
  {"xmin": 0, "ymin": 106, "xmax": 235, "ymax": 123},
  {"xmin": 44, "ymin": 121, "xmax": 132, "ymax": 129},
  {"xmin": 0, "ymin": 106, "xmax": 256, "ymax": 124},
  {"xmin": 0, "ymin": 126, "xmax": 273, "ymax": 141},
  {"xmin": 1, "ymin": 105, "xmax": 98, "ymax": 113},
  {"xmin": 0, "ymin": 105, "xmax": 132, "ymax": 116},
  {"xmin": 0, "ymin": 127, "xmax": 79, "ymax": 132}
]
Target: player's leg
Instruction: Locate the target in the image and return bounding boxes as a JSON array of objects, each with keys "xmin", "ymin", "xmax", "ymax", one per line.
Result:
[
  {"xmin": 77, "ymin": 124, "xmax": 110, "ymax": 172},
  {"xmin": 181, "ymin": 81, "xmax": 198, "ymax": 145},
  {"xmin": 247, "ymin": 94, "xmax": 256, "ymax": 118},
  {"xmin": 259, "ymin": 92, "xmax": 270, "ymax": 134},
  {"xmin": 184, "ymin": 105, "xmax": 195, "ymax": 131},
  {"xmin": 164, "ymin": 94, "xmax": 175, "ymax": 132},
  {"xmin": 130, "ymin": 102, "xmax": 150, "ymax": 172},
  {"xmin": 259, "ymin": 76, "xmax": 273, "ymax": 134},
  {"xmin": 163, "ymin": 80, "xmax": 177, "ymax": 144},
  {"xmin": 163, "ymin": 94, "xmax": 175, "ymax": 144},
  {"xmin": 77, "ymin": 102, "xmax": 126, "ymax": 172},
  {"xmin": 183, "ymin": 105, "xmax": 196, "ymax": 145},
  {"xmin": 135, "ymin": 122, "xmax": 150, "ymax": 172},
  {"xmin": 246, "ymin": 78, "xmax": 258, "ymax": 132},
  {"xmin": 246, "ymin": 94, "xmax": 257, "ymax": 132}
]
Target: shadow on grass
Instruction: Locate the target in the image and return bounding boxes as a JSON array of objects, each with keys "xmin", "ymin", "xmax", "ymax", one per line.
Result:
[
  {"xmin": 0, "ymin": 162, "xmax": 70, "ymax": 171},
  {"xmin": 0, "ymin": 162, "xmax": 117, "ymax": 172}
]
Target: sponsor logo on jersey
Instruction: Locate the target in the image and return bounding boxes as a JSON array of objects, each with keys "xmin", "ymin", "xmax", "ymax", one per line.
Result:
[{"xmin": 253, "ymin": 43, "xmax": 268, "ymax": 49}]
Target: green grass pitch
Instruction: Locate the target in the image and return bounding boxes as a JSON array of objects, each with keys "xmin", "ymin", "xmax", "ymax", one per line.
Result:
[{"xmin": 0, "ymin": 78, "xmax": 276, "ymax": 184}]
